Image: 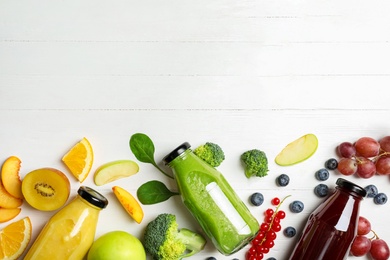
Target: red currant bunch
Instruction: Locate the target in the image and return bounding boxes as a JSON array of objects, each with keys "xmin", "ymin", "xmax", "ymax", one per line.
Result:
[{"xmin": 246, "ymin": 195, "xmax": 290, "ymax": 260}]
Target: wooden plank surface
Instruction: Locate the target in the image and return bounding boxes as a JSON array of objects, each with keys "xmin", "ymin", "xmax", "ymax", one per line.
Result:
[{"xmin": 1, "ymin": 1, "xmax": 390, "ymax": 259}]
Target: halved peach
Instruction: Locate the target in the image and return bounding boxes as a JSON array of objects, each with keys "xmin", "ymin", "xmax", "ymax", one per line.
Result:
[
  {"xmin": 1, "ymin": 156, "xmax": 23, "ymax": 199},
  {"xmin": 112, "ymin": 186, "xmax": 144, "ymax": 224},
  {"xmin": 22, "ymin": 168, "xmax": 70, "ymax": 211},
  {"xmin": 0, "ymin": 208, "xmax": 21, "ymax": 223}
]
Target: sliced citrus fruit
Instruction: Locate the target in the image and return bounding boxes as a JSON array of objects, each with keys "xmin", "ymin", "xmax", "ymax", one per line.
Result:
[
  {"xmin": 62, "ymin": 137, "xmax": 94, "ymax": 182},
  {"xmin": 0, "ymin": 217, "xmax": 32, "ymax": 259}
]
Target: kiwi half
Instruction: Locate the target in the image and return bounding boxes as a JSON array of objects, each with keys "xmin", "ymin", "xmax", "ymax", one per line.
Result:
[{"xmin": 22, "ymin": 167, "xmax": 71, "ymax": 211}]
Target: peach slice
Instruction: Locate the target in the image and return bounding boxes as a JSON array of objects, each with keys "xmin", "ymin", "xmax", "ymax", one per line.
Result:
[
  {"xmin": 22, "ymin": 167, "xmax": 70, "ymax": 211},
  {"xmin": 1, "ymin": 156, "xmax": 23, "ymax": 199},
  {"xmin": 112, "ymin": 186, "xmax": 144, "ymax": 224},
  {"xmin": 0, "ymin": 208, "xmax": 21, "ymax": 223},
  {"xmin": 0, "ymin": 180, "xmax": 23, "ymax": 209}
]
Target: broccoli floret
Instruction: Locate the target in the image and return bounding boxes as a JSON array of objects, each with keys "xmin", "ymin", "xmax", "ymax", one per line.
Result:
[
  {"xmin": 241, "ymin": 149, "xmax": 269, "ymax": 178},
  {"xmin": 193, "ymin": 142, "xmax": 225, "ymax": 167},
  {"xmin": 143, "ymin": 213, "xmax": 206, "ymax": 260}
]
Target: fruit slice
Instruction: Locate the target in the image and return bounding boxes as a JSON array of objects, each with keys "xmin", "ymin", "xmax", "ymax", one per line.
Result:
[
  {"xmin": 62, "ymin": 137, "xmax": 93, "ymax": 183},
  {"xmin": 0, "ymin": 217, "xmax": 32, "ymax": 259},
  {"xmin": 94, "ymin": 160, "xmax": 139, "ymax": 186},
  {"xmin": 0, "ymin": 180, "xmax": 23, "ymax": 209},
  {"xmin": 0, "ymin": 208, "xmax": 21, "ymax": 223},
  {"xmin": 112, "ymin": 186, "xmax": 144, "ymax": 224},
  {"xmin": 275, "ymin": 133, "xmax": 318, "ymax": 166},
  {"xmin": 22, "ymin": 168, "xmax": 70, "ymax": 211},
  {"xmin": 1, "ymin": 156, "xmax": 23, "ymax": 199}
]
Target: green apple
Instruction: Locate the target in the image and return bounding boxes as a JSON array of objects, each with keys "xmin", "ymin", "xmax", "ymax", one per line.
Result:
[
  {"xmin": 275, "ymin": 133, "xmax": 318, "ymax": 166},
  {"xmin": 94, "ymin": 160, "xmax": 139, "ymax": 186},
  {"xmin": 87, "ymin": 231, "xmax": 146, "ymax": 260}
]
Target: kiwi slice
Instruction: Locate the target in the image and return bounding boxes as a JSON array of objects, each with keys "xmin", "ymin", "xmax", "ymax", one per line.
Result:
[{"xmin": 22, "ymin": 168, "xmax": 71, "ymax": 211}]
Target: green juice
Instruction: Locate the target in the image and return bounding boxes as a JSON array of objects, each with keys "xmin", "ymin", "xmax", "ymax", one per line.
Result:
[{"xmin": 163, "ymin": 143, "xmax": 259, "ymax": 255}]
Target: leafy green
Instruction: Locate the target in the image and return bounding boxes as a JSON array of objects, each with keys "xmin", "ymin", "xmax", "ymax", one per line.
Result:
[
  {"xmin": 137, "ymin": 180, "xmax": 179, "ymax": 205},
  {"xmin": 130, "ymin": 133, "xmax": 173, "ymax": 178}
]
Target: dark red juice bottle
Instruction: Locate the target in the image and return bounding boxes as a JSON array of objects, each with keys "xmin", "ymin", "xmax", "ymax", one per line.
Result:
[{"xmin": 289, "ymin": 178, "xmax": 366, "ymax": 260}]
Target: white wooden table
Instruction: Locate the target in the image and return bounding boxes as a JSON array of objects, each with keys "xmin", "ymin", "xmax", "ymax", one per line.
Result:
[{"xmin": 1, "ymin": 1, "xmax": 390, "ymax": 259}]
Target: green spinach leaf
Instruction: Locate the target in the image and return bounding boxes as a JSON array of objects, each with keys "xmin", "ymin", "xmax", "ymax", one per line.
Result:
[
  {"xmin": 137, "ymin": 180, "xmax": 179, "ymax": 205},
  {"xmin": 130, "ymin": 133, "xmax": 173, "ymax": 178}
]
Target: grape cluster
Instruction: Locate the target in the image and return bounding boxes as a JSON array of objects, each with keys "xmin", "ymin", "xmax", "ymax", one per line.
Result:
[
  {"xmin": 246, "ymin": 196, "xmax": 290, "ymax": 260},
  {"xmin": 350, "ymin": 216, "xmax": 390, "ymax": 260},
  {"xmin": 336, "ymin": 136, "xmax": 390, "ymax": 178}
]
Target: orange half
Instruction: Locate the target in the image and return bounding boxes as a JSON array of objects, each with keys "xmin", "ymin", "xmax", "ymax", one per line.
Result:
[
  {"xmin": 62, "ymin": 137, "xmax": 94, "ymax": 182},
  {"xmin": 0, "ymin": 217, "xmax": 32, "ymax": 259}
]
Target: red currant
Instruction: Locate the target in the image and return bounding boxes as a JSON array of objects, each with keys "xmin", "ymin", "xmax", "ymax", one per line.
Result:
[
  {"xmin": 265, "ymin": 208, "xmax": 274, "ymax": 217},
  {"xmin": 246, "ymin": 251, "xmax": 254, "ymax": 260},
  {"xmin": 271, "ymin": 197, "xmax": 280, "ymax": 205},
  {"xmin": 251, "ymin": 237, "xmax": 260, "ymax": 245},
  {"xmin": 267, "ymin": 230, "xmax": 277, "ymax": 240},
  {"xmin": 264, "ymin": 239, "xmax": 275, "ymax": 248},
  {"xmin": 249, "ymin": 246, "xmax": 257, "ymax": 255},
  {"xmin": 272, "ymin": 223, "xmax": 282, "ymax": 232},
  {"xmin": 260, "ymin": 223, "xmax": 270, "ymax": 231},
  {"xmin": 277, "ymin": 210, "xmax": 286, "ymax": 219},
  {"xmin": 256, "ymin": 231, "xmax": 265, "ymax": 240},
  {"xmin": 264, "ymin": 216, "xmax": 273, "ymax": 224},
  {"xmin": 256, "ymin": 245, "xmax": 266, "ymax": 253}
]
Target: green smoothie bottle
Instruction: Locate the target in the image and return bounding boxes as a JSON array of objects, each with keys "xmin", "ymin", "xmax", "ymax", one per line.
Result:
[{"xmin": 163, "ymin": 142, "xmax": 259, "ymax": 255}]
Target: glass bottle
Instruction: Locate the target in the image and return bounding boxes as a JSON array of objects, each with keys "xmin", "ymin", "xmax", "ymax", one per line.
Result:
[
  {"xmin": 24, "ymin": 186, "xmax": 108, "ymax": 260},
  {"xmin": 163, "ymin": 142, "xmax": 259, "ymax": 255},
  {"xmin": 289, "ymin": 178, "xmax": 366, "ymax": 260}
]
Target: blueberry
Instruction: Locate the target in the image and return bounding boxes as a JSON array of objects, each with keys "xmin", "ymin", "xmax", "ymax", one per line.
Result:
[
  {"xmin": 314, "ymin": 184, "xmax": 329, "ymax": 197},
  {"xmin": 266, "ymin": 257, "xmax": 277, "ymax": 260},
  {"xmin": 290, "ymin": 200, "xmax": 304, "ymax": 213},
  {"xmin": 250, "ymin": 192, "xmax": 264, "ymax": 206},
  {"xmin": 276, "ymin": 174, "xmax": 290, "ymax": 187},
  {"xmin": 325, "ymin": 158, "xmax": 338, "ymax": 170},
  {"xmin": 315, "ymin": 168, "xmax": 329, "ymax": 181},
  {"xmin": 374, "ymin": 193, "xmax": 388, "ymax": 205},
  {"xmin": 206, "ymin": 257, "xmax": 216, "ymax": 260},
  {"xmin": 364, "ymin": 184, "xmax": 379, "ymax": 198},
  {"xmin": 284, "ymin": 226, "xmax": 297, "ymax": 237}
]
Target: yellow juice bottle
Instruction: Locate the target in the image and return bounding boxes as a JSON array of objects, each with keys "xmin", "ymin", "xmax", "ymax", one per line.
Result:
[{"xmin": 24, "ymin": 186, "xmax": 108, "ymax": 260}]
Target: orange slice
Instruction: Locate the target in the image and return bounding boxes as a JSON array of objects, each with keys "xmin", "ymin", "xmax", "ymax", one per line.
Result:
[
  {"xmin": 0, "ymin": 217, "xmax": 32, "ymax": 259},
  {"xmin": 62, "ymin": 137, "xmax": 94, "ymax": 182}
]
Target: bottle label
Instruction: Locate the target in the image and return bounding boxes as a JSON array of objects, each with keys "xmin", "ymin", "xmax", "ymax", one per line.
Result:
[{"xmin": 206, "ymin": 182, "xmax": 251, "ymax": 235}]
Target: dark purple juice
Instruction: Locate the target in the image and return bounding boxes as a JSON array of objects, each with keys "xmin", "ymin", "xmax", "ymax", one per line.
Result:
[{"xmin": 289, "ymin": 178, "xmax": 366, "ymax": 260}]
